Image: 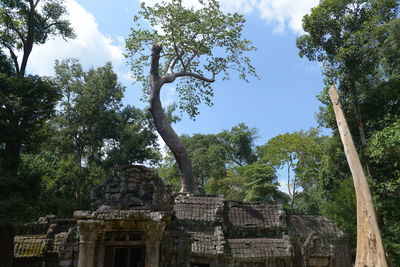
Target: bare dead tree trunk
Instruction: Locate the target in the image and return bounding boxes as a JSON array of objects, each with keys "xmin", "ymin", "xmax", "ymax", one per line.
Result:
[
  {"xmin": 149, "ymin": 44, "xmax": 198, "ymax": 193},
  {"xmin": 349, "ymin": 87, "xmax": 371, "ymax": 176},
  {"xmin": 329, "ymin": 85, "xmax": 388, "ymax": 267}
]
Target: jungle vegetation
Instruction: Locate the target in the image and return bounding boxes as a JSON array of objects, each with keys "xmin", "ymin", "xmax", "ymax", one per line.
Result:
[{"xmin": 0, "ymin": 0, "xmax": 399, "ymax": 265}]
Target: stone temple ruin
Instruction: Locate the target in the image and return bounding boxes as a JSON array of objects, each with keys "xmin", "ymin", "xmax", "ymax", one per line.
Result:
[{"xmin": 14, "ymin": 165, "xmax": 351, "ymax": 267}]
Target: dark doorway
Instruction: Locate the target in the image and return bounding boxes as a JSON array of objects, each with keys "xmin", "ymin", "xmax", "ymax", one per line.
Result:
[
  {"xmin": 106, "ymin": 246, "xmax": 145, "ymax": 267},
  {"xmin": 190, "ymin": 263, "xmax": 210, "ymax": 267}
]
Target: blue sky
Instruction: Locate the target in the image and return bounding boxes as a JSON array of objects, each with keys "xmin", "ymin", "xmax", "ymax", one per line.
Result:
[{"xmin": 27, "ymin": 0, "xmax": 326, "ymax": 190}]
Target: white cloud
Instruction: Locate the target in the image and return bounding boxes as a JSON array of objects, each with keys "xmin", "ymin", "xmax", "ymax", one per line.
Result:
[
  {"xmin": 140, "ymin": 0, "xmax": 319, "ymax": 34},
  {"xmin": 254, "ymin": 0, "xmax": 319, "ymax": 33},
  {"xmin": 27, "ymin": 0, "xmax": 124, "ymax": 76},
  {"xmin": 161, "ymin": 86, "xmax": 177, "ymax": 107}
]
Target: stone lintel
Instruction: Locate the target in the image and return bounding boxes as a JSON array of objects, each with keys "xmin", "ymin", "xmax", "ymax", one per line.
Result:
[{"xmin": 74, "ymin": 209, "xmax": 171, "ymax": 222}]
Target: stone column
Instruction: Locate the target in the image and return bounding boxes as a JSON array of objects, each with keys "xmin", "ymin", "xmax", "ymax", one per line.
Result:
[
  {"xmin": 146, "ymin": 241, "xmax": 161, "ymax": 267},
  {"xmin": 77, "ymin": 230, "xmax": 99, "ymax": 267},
  {"xmin": 145, "ymin": 222, "xmax": 167, "ymax": 267}
]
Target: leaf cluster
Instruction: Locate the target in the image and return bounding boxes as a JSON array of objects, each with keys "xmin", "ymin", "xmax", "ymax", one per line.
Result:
[
  {"xmin": 125, "ymin": 0, "xmax": 257, "ymax": 118},
  {"xmin": 158, "ymin": 123, "xmax": 286, "ymax": 203},
  {"xmin": 0, "ymin": 0, "xmax": 75, "ymax": 74}
]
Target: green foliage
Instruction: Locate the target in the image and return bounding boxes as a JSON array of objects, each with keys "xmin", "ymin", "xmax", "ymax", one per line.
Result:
[
  {"xmin": 217, "ymin": 122, "xmax": 258, "ymax": 167},
  {"xmin": 103, "ymin": 105, "xmax": 161, "ymax": 168},
  {"xmin": 0, "ymin": 166, "xmax": 42, "ymax": 226},
  {"xmin": 206, "ymin": 169, "xmax": 245, "ymax": 200},
  {"xmin": 366, "ymin": 119, "xmax": 400, "ymax": 264},
  {"xmin": 19, "ymin": 152, "xmax": 79, "ymax": 217},
  {"xmin": 159, "ymin": 123, "xmax": 257, "ymax": 191},
  {"xmin": 298, "ymin": 0, "xmax": 398, "ymax": 144},
  {"xmin": 159, "ymin": 132, "xmax": 227, "ymax": 192},
  {"xmin": 258, "ymin": 129, "xmax": 324, "ymax": 210},
  {"xmin": 0, "ymin": 73, "xmax": 61, "ymax": 171},
  {"xmin": 238, "ymin": 164, "xmax": 284, "ymax": 203},
  {"xmin": 182, "ymin": 133, "xmax": 227, "ymax": 187},
  {"xmin": 158, "ymin": 123, "xmax": 287, "ymax": 203},
  {"xmin": 207, "ymin": 163, "xmax": 287, "ymax": 203},
  {"xmin": 319, "ymin": 177, "xmax": 357, "ymax": 254},
  {"xmin": 0, "ymin": 60, "xmax": 163, "ymax": 218},
  {"xmin": 49, "ymin": 59, "xmax": 160, "ymax": 210},
  {"xmin": 125, "ymin": 0, "xmax": 257, "ymax": 118},
  {"xmin": 0, "ymin": 51, "xmax": 13, "ymax": 75},
  {"xmin": 0, "ymin": 0, "xmax": 74, "ymax": 45},
  {"xmin": 297, "ymin": 0, "xmax": 397, "ymax": 63},
  {"xmin": 297, "ymin": 0, "xmax": 400, "ymax": 262},
  {"xmin": 53, "ymin": 58, "xmax": 125, "ymax": 165},
  {"xmin": 0, "ymin": 0, "xmax": 75, "ymax": 74},
  {"xmin": 368, "ymin": 118, "xmax": 400, "ymax": 166}
]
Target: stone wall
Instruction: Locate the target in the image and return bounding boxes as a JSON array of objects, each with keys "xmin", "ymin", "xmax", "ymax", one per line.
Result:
[
  {"xmin": 14, "ymin": 216, "xmax": 79, "ymax": 267},
  {"xmin": 13, "ymin": 165, "xmax": 351, "ymax": 267},
  {"xmin": 54, "ymin": 227, "xmax": 79, "ymax": 267},
  {"xmin": 90, "ymin": 165, "xmax": 173, "ymax": 211}
]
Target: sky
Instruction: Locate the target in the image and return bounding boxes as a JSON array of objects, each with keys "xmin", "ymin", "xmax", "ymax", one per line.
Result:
[{"xmin": 26, "ymin": 0, "xmax": 326, "ymax": 191}]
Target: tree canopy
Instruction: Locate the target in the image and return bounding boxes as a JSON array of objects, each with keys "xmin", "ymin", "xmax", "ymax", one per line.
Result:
[
  {"xmin": 126, "ymin": 0, "xmax": 257, "ymax": 118},
  {"xmin": 297, "ymin": 0, "xmax": 400, "ymax": 263},
  {"xmin": 158, "ymin": 123, "xmax": 287, "ymax": 204},
  {"xmin": 0, "ymin": 0, "xmax": 75, "ymax": 76}
]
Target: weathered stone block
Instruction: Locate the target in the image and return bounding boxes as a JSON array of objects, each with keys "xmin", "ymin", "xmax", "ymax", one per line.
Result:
[
  {"xmin": 59, "ymin": 259, "xmax": 72, "ymax": 266},
  {"xmin": 110, "ymin": 187, "xmax": 120, "ymax": 193},
  {"xmin": 110, "ymin": 193, "xmax": 121, "ymax": 200},
  {"xmin": 60, "ymin": 251, "xmax": 73, "ymax": 260}
]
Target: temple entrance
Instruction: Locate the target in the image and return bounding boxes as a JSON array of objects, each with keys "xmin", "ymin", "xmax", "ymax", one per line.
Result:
[
  {"xmin": 103, "ymin": 231, "xmax": 146, "ymax": 267},
  {"xmin": 105, "ymin": 246, "xmax": 146, "ymax": 267},
  {"xmin": 190, "ymin": 263, "xmax": 210, "ymax": 267}
]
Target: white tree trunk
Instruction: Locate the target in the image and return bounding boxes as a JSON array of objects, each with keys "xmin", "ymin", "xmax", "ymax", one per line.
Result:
[{"xmin": 329, "ymin": 85, "xmax": 388, "ymax": 267}]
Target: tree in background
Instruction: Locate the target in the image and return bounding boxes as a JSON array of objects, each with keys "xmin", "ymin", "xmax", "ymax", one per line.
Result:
[
  {"xmin": 209, "ymin": 163, "xmax": 287, "ymax": 203},
  {"xmin": 0, "ymin": 73, "xmax": 60, "ymax": 172},
  {"xmin": 50, "ymin": 59, "xmax": 160, "ymax": 210},
  {"xmin": 126, "ymin": 0, "xmax": 257, "ymax": 193},
  {"xmin": 0, "ymin": 0, "xmax": 75, "ymax": 76},
  {"xmin": 258, "ymin": 129, "xmax": 323, "ymax": 211},
  {"xmin": 0, "ymin": 1, "xmax": 74, "ymax": 264},
  {"xmin": 218, "ymin": 123, "xmax": 258, "ymax": 167},
  {"xmin": 159, "ymin": 131, "xmax": 231, "ymax": 193},
  {"xmin": 297, "ymin": 0, "xmax": 397, "ymax": 151},
  {"xmin": 0, "ymin": 0, "xmax": 75, "ymax": 172},
  {"xmin": 0, "ymin": 85, "xmax": 59, "ymax": 264},
  {"xmin": 366, "ymin": 119, "xmax": 400, "ymax": 259},
  {"xmin": 52, "ymin": 59, "xmax": 124, "ymax": 209},
  {"xmin": 159, "ymin": 123, "xmax": 287, "ymax": 204},
  {"xmin": 297, "ymin": 0, "xmax": 400, "ymax": 263}
]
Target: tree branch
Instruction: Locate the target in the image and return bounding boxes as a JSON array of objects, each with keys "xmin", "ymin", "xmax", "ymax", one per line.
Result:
[
  {"xmin": 3, "ymin": 11, "xmax": 26, "ymax": 44},
  {"xmin": 173, "ymin": 43, "xmax": 185, "ymax": 70},
  {"xmin": 184, "ymin": 52, "xmax": 199, "ymax": 70},
  {"xmin": 34, "ymin": 0, "xmax": 40, "ymax": 9},
  {"xmin": 168, "ymin": 22, "xmax": 186, "ymax": 71},
  {"xmin": 1, "ymin": 41, "xmax": 19, "ymax": 74},
  {"xmin": 150, "ymin": 43, "xmax": 162, "ymax": 81},
  {"xmin": 167, "ymin": 48, "xmax": 183, "ymax": 75},
  {"xmin": 44, "ymin": 22, "xmax": 64, "ymax": 30},
  {"xmin": 175, "ymin": 71, "xmax": 215, "ymax": 83},
  {"xmin": 28, "ymin": 0, "xmax": 35, "ymax": 10},
  {"xmin": 184, "ymin": 36, "xmax": 208, "ymax": 69}
]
